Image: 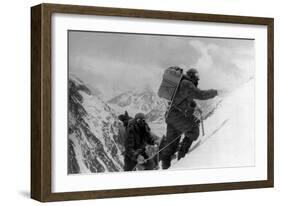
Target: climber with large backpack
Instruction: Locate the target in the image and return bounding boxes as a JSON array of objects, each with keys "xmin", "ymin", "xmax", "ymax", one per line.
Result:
[{"xmin": 157, "ymin": 66, "xmax": 218, "ymax": 169}]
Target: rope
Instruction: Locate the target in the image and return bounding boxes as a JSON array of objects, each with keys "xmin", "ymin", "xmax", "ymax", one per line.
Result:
[
  {"xmin": 132, "ymin": 110, "xmax": 204, "ymax": 171},
  {"xmin": 132, "ymin": 130, "xmax": 184, "ymax": 171}
]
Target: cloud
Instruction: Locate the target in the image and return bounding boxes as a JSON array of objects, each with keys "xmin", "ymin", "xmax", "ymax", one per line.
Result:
[
  {"xmin": 69, "ymin": 31, "xmax": 255, "ymax": 98},
  {"xmin": 69, "ymin": 31, "xmax": 200, "ymax": 94},
  {"xmin": 188, "ymin": 39, "xmax": 254, "ymax": 90}
]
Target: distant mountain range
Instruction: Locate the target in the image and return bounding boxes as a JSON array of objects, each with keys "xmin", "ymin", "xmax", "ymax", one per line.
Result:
[{"xmin": 108, "ymin": 89, "xmax": 167, "ymax": 123}]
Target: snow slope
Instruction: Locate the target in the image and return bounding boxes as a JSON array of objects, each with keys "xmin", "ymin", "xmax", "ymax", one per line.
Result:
[{"xmin": 172, "ymin": 79, "xmax": 255, "ymax": 170}]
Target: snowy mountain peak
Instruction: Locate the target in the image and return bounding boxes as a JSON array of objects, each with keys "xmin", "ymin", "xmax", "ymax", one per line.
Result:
[{"xmin": 108, "ymin": 89, "xmax": 167, "ymax": 117}]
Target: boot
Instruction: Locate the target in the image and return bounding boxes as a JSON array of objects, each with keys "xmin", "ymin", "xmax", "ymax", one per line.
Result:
[
  {"xmin": 178, "ymin": 137, "xmax": 193, "ymax": 160},
  {"xmin": 161, "ymin": 157, "xmax": 171, "ymax": 169}
]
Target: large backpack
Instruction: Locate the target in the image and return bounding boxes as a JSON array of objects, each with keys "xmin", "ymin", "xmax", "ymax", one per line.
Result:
[
  {"xmin": 157, "ymin": 66, "xmax": 183, "ymax": 101},
  {"xmin": 157, "ymin": 67, "xmax": 183, "ymax": 118}
]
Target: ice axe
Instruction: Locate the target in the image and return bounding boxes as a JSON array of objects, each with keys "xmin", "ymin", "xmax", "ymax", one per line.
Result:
[
  {"xmin": 200, "ymin": 111, "xmax": 205, "ymax": 136},
  {"xmin": 195, "ymin": 108, "xmax": 205, "ymax": 136}
]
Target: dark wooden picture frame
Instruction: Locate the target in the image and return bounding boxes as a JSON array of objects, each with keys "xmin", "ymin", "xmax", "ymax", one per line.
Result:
[{"xmin": 31, "ymin": 3, "xmax": 274, "ymax": 202}]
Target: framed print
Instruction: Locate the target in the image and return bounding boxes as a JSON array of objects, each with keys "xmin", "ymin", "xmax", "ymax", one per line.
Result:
[{"xmin": 31, "ymin": 3, "xmax": 274, "ymax": 202}]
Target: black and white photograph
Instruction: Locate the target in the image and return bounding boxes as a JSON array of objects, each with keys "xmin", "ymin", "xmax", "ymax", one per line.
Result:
[{"xmin": 68, "ymin": 30, "xmax": 255, "ymax": 174}]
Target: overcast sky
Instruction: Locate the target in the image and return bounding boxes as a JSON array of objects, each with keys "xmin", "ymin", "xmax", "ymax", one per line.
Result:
[{"xmin": 69, "ymin": 31, "xmax": 255, "ymax": 99}]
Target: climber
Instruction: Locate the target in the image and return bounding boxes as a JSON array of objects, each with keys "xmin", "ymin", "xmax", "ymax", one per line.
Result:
[
  {"xmin": 159, "ymin": 67, "xmax": 218, "ymax": 169},
  {"xmin": 123, "ymin": 113, "xmax": 158, "ymax": 171}
]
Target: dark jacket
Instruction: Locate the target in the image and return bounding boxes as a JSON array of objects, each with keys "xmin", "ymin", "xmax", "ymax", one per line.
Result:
[
  {"xmin": 166, "ymin": 78, "xmax": 217, "ymax": 131},
  {"xmin": 124, "ymin": 120, "xmax": 155, "ymax": 161}
]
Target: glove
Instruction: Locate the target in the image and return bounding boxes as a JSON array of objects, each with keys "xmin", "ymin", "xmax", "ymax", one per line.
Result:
[
  {"xmin": 137, "ymin": 155, "xmax": 145, "ymax": 164},
  {"xmin": 193, "ymin": 107, "xmax": 202, "ymax": 123},
  {"xmin": 145, "ymin": 145, "xmax": 158, "ymax": 157},
  {"xmin": 194, "ymin": 107, "xmax": 202, "ymax": 116},
  {"xmin": 217, "ymin": 89, "xmax": 228, "ymax": 97}
]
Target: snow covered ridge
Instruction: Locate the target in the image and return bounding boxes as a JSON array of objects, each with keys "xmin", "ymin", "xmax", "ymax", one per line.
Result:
[
  {"xmin": 68, "ymin": 76, "xmax": 125, "ymax": 174},
  {"xmin": 172, "ymin": 78, "xmax": 255, "ymax": 170}
]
